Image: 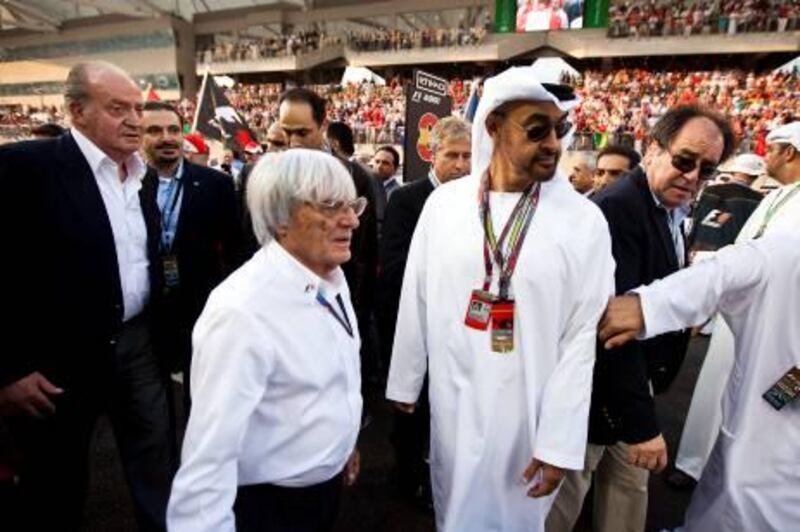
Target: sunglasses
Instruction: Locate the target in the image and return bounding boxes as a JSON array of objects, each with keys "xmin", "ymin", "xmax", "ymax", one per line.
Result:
[
  {"xmin": 309, "ymin": 196, "xmax": 368, "ymax": 217},
  {"xmin": 505, "ymin": 116, "xmax": 573, "ymax": 142},
  {"xmin": 666, "ymin": 150, "xmax": 718, "ymax": 181}
]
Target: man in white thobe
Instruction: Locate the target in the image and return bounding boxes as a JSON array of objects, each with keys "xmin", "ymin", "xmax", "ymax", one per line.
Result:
[
  {"xmin": 600, "ymin": 231, "xmax": 800, "ymax": 531},
  {"xmin": 674, "ymin": 121, "xmax": 800, "ymax": 481},
  {"xmin": 385, "ymin": 66, "xmax": 615, "ymax": 532}
]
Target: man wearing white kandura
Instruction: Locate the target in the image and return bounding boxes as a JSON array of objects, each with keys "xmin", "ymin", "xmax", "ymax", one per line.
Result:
[
  {"xmin": 600, "ymin": 231, "xmax": 800, "ymax": 532},
  {"xmin": 167, "ymin": 149, "xmax": 364, "ymax": 532}
]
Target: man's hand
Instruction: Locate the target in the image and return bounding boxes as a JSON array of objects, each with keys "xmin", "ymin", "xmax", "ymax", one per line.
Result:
[
  {"xmin": 599, "ymin": 295, "xmax": 645, "ymax": 349},
  {"xmin": 0, "ymin": 372, "xmax": 63, "ymax": 418},
  {"xmin": 343, "ymin": 449, "xmax": 360, "ymax": 487},
  {"xmin": 393, "ymin": 401, "xmax": 416, "ymax": 414},
  {"xmin": 627, "ymin": 434, "xmax": 668, "ymax": 473},
  {"xmin": 522, "ymin": 458, "xmax": 566, "ymax": 498}
]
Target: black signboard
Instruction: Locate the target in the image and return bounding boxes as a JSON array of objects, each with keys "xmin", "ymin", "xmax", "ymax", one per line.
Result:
[{"xmin": 403, "ymin": 70, "xmax": 452, "ymax": 183}]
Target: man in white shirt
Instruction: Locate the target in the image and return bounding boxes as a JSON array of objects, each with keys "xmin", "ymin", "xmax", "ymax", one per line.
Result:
[
  {"xmin": 0, "ymin": 61, "xmax": 173, "ymax": 530},
  {"xmin": 386, "ymin": 66, "xmax": 615, "ymax": 532},
  {"xmin": 168, "ymin": 149, "xmax": 362, "ymax": 532},
  {"xmin": 599, "ymin": 231, "xmax": 800, "ymax": 532}
]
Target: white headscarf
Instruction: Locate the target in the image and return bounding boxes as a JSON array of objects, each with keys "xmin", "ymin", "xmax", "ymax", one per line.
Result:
[{"xmin": 470, "ymin": 66, "xmax": 581, "ymax": 181}]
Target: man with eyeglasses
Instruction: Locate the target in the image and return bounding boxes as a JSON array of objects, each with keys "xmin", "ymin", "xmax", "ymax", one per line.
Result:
[
  {"xmin": 278, "ymin": 88, "xmax": 379, "ymax": 391},
  {"xmin": 387, "ymin": 66, "xmax": 615, "ymax": 532},
  {"xmin": 592, "ymin": 144, "xmax": 642, "ymax": 193},
  {"xmin": 548, "ymin": 105, "xmax": 736, "ymax": 532},
  {"xmin": 168, "ymin": 150, "xmax": 364, "ymax": 532}
]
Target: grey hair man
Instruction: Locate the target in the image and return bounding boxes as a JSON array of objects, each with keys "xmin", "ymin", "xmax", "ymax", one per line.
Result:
[
  {"xmin": 168, "ymin": 149, "xmax": 364, "ymax": 532},
  {"xmin": 0, "ymin": 60, "xmax": 173, "ymax": 530}
]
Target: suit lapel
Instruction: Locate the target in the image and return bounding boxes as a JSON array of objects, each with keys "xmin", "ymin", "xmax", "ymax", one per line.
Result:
[
  {"xmin": 55, "ymin": 133, "xmax": 123, "ymax": 299},
  {"xmin": 634, "ymin": 169, "xmax": 679, "ymax": 270}
]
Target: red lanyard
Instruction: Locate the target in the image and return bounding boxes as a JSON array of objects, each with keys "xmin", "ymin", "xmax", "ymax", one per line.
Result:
[{"xmin": 478, "ymin": 173, "xmax": 541, "ymax": 300}]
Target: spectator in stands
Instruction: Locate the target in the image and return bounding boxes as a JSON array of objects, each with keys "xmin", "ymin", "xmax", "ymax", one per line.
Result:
[
  {"xmin": 30, "ymin": 122, "xmax": 65, "ymax": 139},
  {"xmin": 167, "ymin": 149, "xmax": 362, "ymax": 532},
  {"xmin": 593, "ymin": 144, "xmax": 642, "ymax": 192}
]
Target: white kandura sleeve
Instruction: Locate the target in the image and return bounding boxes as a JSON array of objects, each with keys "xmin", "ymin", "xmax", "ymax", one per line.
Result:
[
  {"xmin": 534, "ymin": 222, "xmax": 615, "ymax": 470},
  {"xmin": 167, "ymin": 306, "xmax": 275, "ymax": 532},
  {"xmin": 634, "ymin": 239, "xmax": 769, "ymax": 340}
]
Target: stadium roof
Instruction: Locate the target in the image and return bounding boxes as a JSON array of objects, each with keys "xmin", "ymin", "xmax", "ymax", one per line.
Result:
[{"xmin": 0, "ymin": 0, "xmax": 368, "ymax": 32}]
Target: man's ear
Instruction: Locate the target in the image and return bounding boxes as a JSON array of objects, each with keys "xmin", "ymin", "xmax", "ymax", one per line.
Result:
[{"xmin": 485, "ymin": 113, "xmax": 501, "ymax": 138}]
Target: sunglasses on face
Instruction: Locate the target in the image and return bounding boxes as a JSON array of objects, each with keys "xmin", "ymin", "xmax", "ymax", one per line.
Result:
[
  {"xmin": 504, "ymin": 115, "xmax": 573, "ymax": 143},
  {"xmin": 309, "ymin": 196, "xmax": 368, "ymax": 218},
  {"xmin": 666, "ymin": 150, "xmax": 718, "ymax": 181}
]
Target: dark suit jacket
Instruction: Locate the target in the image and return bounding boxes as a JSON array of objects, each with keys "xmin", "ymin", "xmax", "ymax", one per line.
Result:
[
  {"xmin": 588, "ymin": 167, "xmax": 691, "ymax": 445},
  {"xmin": 377, "ymin": 177, "xmax": 435, "ymax": 356},
  {"xmin": 144, "ymin": 160, "xmax": 241, "ymax": 370},
  {"xmin": 0, "ymin": 133, "xmax": 162, "ymax": 388},
  {"xmin": 340, "ymin": 159, "xmax": 379, "ymax": 322}
]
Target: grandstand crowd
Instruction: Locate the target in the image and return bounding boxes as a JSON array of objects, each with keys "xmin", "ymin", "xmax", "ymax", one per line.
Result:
[
  {"xmin": 3, "ymin": 68, "xmax": 798, "ymax": 154},
  {"xmin": 608, "ymin": 0, "xmax": 800, "ymax": 37},
  {"xmin": 197, "ymin": 26, "xmax": 489, "ymax": 64}
]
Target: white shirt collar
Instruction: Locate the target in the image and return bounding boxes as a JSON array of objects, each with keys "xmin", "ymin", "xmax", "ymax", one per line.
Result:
[
  {"xmin": 265, "ymin": 240, "xmax": 347, "ymax": 303},
  {"xmin": 428, "ymin": 167, "xmax": 442, "ymax": 188},
  {"xmin": 158, "ymin": 159, "xmax": 185, "ymax": 182},
  {"xmin": 70, "ymin": 127, "xmax": 146, "ymax": 181}
]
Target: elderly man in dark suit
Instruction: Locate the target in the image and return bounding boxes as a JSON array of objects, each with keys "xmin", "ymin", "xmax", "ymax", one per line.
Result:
[
  {"xmin": 140, "ymin": 101, "xmax": 241, "ymax": 418},
  {"xmin": 378, "ymin": 116, "xmax": 471, "ymax": 505},
  {"xmin": 548, "ymin": 106, "xmax": 736, "ymax": 532},
  {"xmin": 0, "ymin": 61, "xmax": 173, "ymax": 531}
]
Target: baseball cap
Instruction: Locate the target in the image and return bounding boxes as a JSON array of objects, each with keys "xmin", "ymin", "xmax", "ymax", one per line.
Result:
[
  {"xmin": 182, "ymin": 133, "xmax": 209, "ymax": 155},
  {"xmin": 717, "ymin": 153, "xmax": 766, "ymax": 176},
  {"xmin": 765, "ymin": 121, "xmax": 800, "ymax": 152}
]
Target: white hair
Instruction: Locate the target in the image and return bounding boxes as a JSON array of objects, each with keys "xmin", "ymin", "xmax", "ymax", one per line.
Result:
[{"xmin": 247, "ymin": 148, "xmax": 356, "ymax": 246}]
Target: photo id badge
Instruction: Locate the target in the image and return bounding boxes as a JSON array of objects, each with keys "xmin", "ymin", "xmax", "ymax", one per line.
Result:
[
  {"xmin": 490, "ymin": 300, "xmax": 515, "ymax": 353},
  {"xmin": 763, "ymin": 366, "xmax": 800, "ymax": 411},
  {"xmin": 465, "ymin": 290, "xmax": 495, "ymax": 331},
  {"xmin": 162, "ymin": 255, "xmax": 180, "ymax": 289}
]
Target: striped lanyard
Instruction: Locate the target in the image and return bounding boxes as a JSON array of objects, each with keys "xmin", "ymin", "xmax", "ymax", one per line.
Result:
[
  {"xmin": 316, "ymin": 292, "xmax": 353, "ymax": 338},
  {"xmin": 478, "ymin": 173, "xmax": 541, "ymax": 300}
]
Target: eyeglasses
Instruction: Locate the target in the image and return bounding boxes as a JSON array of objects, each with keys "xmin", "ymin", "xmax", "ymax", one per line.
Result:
[
  {"xmin": 506, "ymin": 117, "xmax": 573, "ymax": 142},
  {"xmin": 308, "ymin": 196, "xmax": 368, "ymax": 217},
  {"xmin": 666, "ymin": 150, "xmax": 718, "ymax": 181}
]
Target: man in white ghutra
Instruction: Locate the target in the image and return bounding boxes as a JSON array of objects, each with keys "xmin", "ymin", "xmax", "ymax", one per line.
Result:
[{"xmin": 386, "ymin": 66, "xmax": 615, "ymax": 531}]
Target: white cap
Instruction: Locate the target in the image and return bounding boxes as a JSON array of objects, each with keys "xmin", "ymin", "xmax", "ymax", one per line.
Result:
[
  {"xmin": 717, "ymin": 153, "xmax": 766, "ymax": 176},
  {"xmin": 766, "ymin": 121, "xmax": 800, "ymax": 152}
]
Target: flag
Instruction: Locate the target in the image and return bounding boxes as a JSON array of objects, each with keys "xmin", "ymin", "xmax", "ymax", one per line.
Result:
[
  {"xmin": 145, "ymin": 84, "xmax": 161, "ymax": 102},
  {"xmin": 192, "ymin": 70, "xmax": 258, "ymax": 151},
  {"xmin": 463, "ymin": 78, "xmax": 481, "ymax": 123}
]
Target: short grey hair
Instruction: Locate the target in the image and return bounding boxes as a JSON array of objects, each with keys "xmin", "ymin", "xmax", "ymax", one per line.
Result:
[
  {"xmin": 247, "ymin": 148, "xmax": 356, "ymax": 246},
  {"xmin": 431, "ymin": 116, "xmax": 471, "ymax": 154},
  {"xmin": 64, "ymin": 61, "xmax": 135, "ymax": 108}
]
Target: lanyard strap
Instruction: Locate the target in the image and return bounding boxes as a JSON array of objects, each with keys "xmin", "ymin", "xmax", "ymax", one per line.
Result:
[
  {"xmin": 316, "ymin": 292, "xmax": 354, "ymax": 338},
  {"xmin": 754, "ymin": 183, "xmax": 800, "ymax": 238},
  {"xmin": 478, "ymin": 173, "xmax": 541, "ymax": 300},
  {"xmin": 158, "ymin": 177, "xmax": 183, "ymax": 252}
]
